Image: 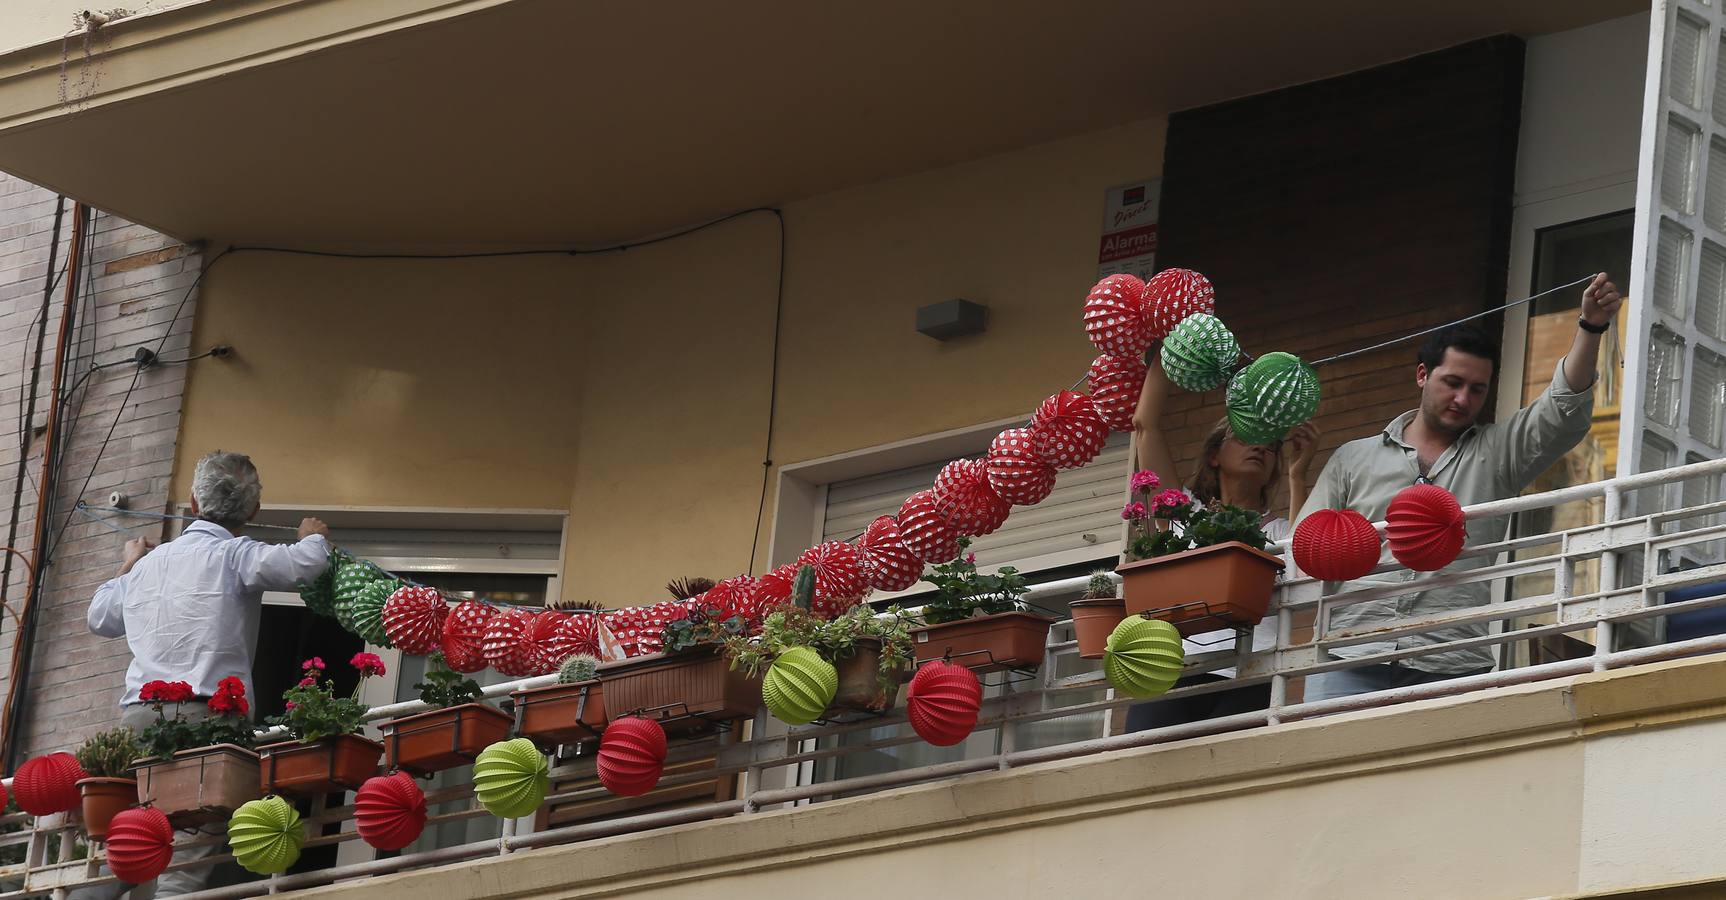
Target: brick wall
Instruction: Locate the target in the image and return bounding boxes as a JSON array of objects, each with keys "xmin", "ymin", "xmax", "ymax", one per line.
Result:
[
  {"xmin": 0, "ymin": 173, "xmax": 199, "ymax": 760},
  {"xmin": 1154, "ymin": 37, "xmax": 1526, "ymax": 518}
]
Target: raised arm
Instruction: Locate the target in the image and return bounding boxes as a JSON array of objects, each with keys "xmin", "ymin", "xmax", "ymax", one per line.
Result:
[
  {"xmin": 1131, "ymin": 344, "xmax": 1182, "ymax": 484},
  {"xmin": 1285, "ymin": 422, "xmax": 1321, "ymax": 518}
]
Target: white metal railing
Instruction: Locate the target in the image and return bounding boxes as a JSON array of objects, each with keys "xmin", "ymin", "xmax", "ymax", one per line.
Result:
[{"xmin": 7, "ymin": 457, "xmax": 1726, "ymax": 898}]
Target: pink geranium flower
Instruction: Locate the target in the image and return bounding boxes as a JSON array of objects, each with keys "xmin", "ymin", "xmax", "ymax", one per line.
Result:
[
  {"xmin": 1151, "ymin": 489, "xmax": 1191, "ymax": 514},
  {"xmin": 302, "ymin": 657, "xmax": 326, "ymax": 671},
  {"xmin": 1129, "ymin": 470, "xmax": 1161, "ymax": 493},
  {"xmin": 350, "ymin": 652, "xmax": 386, "ymax": 678},
  {"xmin": 1121, "ymin": 502, "xmax": 1149, "ymax": 521}
]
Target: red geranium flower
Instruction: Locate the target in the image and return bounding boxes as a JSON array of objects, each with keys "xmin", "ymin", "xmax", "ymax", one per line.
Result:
[
  {"xmin": 302, "ymin": 657, "xmax": 326, "ymax": 672},
  {"xmin": 163, "ymin": 681, "xmax": 195, "ymax": 703},
  {"xmin": 350, "ymin": 652, "xmax": 386, "ymax": 678}
]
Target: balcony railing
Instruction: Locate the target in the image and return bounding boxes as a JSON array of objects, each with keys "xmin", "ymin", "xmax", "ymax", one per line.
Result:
[{"xmin": 5, "ymin": 457, "xmax": 1726, "ymax": 898}]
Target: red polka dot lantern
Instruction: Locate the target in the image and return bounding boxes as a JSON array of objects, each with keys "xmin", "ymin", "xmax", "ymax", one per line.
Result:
[
  {"xmin": 1293, "ymin": 509, "xmax": 1383, "ymax": 581},
  {"xmin": 354, "ymin": 771, "xmax": 427, "ymax": 851},
  {"xmin": 597, "ymin": 716, "xmax": 668, "ymax": 797},
  {"xmin": 381, "ymin": 586, "xmax": 448, "ymax": 656},
  {"xmin": 103, "ymin": 807, "xmax": 174, "ymax": 883},
  {"xmin": 906, "ymin": 660, "xmax": 983, "ymax": 747},
  {"xmin": 481, "ymin": 606, "xmax": 538, "ymax": 677},
  {"xmin": 702, "ymin": 575, "xmax": 763, "ymax": 626},
  {"xmin": 932, "ymin": 459, "xmax": 1011, "ymax": 537},
  {"xmin": 1088, "ymin": 353, "xmax": 1149, "ymax": 433},
  {"xmin": 1082, "ymin": 273, "xmax": 1152, "ymax": 358},
  {"xmin": 985, "ymin": 427, "xmax": 1057, "ymax": 506},
  {"xmin": 858, "ymin": 515, "xmax": 923, "ymax": 592},
  {"xmin": 1030, "ymin": 390, "xmax": 1108, "ymax": 470},
  {"xmin": 1386, "ymin": 483, "xmax": 1467, "ymax": 572},
  {"xmin": 523, "ymin": 609, "xmax": 586, "ymax": 675},
  {"xmin": 743, "ymin": 568, "xmax": 796, "ymax": 623},
  {"xmin": 1144, "ymin": 267, "xmax": 1216, "ymax": 340},
  {"xmin": 440, "ymin": 600, "xmax": 494, "ymax": 674},
  {"xmin": 796, "ymin": 541, "xmax": 869, "ymax": 618},
  {"xmin": 13, "ymin": 752, "xmax": 83, "ymax": 816},
  {"xmin": 897, "ymin": 490, "xmax": 962, "ymax": 564}
]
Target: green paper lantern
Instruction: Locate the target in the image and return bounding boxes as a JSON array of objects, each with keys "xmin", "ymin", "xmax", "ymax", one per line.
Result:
[
  {"xmin": 332, "ymin": 557, "xmax": 374, "ymax": 608},
  {"xmin": 473, "ymin": 738, "xmax": 550, "ymax": 819},
  {"xmin": 1161, "ymin": 313, "xmax": 1241, "ymax": 393},
  {"xmin": 228, "ymin": 796, "xmax": 304, "ymax": 876},
  {"xmin": 762, "ymin": 647, "xmax": 839, "ymax": 725},
  {"xmin": 297, "ymin": 553, "xmax": 337, "ymax": 618},
  {"xmin": 1225, "ymin": 400, "xmax": 1288, "ymax": 447},
  {"xmin": 1103, "ymin": 617, "xmax": 1185, "ymax": 699},
  {"xmin": 336, "ymin": 576, "xmax": 400, "ymax": 647},
  {"xmin": 1229, "ymin": 351, "xmax": 1320, "ymax": 433}
]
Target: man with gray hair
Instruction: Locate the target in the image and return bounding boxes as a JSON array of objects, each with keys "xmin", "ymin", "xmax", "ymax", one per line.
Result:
[{"xmin": 84, "ymin": 451, "xmax": 329, "ymax": 895}]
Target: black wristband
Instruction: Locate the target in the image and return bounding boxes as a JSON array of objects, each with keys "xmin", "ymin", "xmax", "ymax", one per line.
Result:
[{"xmin": 1578, "ymin": 316, "xmax": 1610, "ymax": 335}]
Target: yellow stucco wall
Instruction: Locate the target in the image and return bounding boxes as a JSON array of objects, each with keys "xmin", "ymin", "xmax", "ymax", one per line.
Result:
[{"xmin": 176, "ymin": 115, "xmax": 1166, "ymax": 599}]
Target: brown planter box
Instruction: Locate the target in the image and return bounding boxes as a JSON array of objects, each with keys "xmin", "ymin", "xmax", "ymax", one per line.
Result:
[
  {"xmin": 1117, "ymin": 541, "xmax": 1285, "ymax": 637},
  {"xmin": 599, "ymin": 647, "xmax": 761, "ymax": 735},
  {"xmin": 133, "ymin": 744, "xmax": 260, "ymax": 828},
  {"xmin": 911, "ymin": 611, "xmax": 1055, "ymax": 673},
  {"xmin": 379, "ymin": 704, "xmax": 511, "ymax": 776},
  {"xmin": 512, "ymin": 681, "xmax": 606, "ymax": 748},
  {"xmin": 77, "ymin": 777, "xmax": 137, "ymax": 841},
  {"xmin": 258, "ymin": 734, "xmax": 383, "ymax": 797},
  {"xmin": 1069, "ymin": 597, "xmax": 1127, "ymax": 659},
  {"xmin": 827, "ymin": 638, "xmax": 904, "ymax": 718}
]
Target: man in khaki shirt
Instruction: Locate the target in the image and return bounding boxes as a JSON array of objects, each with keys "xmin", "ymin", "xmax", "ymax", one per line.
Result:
[{"xmin": 1295, "ymin": 274, "xmax": 1623, "ymax": 700}]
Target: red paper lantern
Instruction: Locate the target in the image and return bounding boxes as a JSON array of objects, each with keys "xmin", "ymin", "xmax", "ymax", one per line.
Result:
[
  {"xmin": 1087, "ymin": 353, "xmax": 1149, "ymax": 433},
  {"xmin": 597, "ymin": 716, "xmax": 668, "ymax": 797},
  {"xmin": 13, "ymin": 752, "xmax": 84, "ymax": 816},
  {"xmin": 1082, "ymin": 274, "xmax": 1151, "ymax": 358},
  {"xmin": 382, "ymin": 586, "xmax": 448, "ymax": 656},
  {"xmin": 858, "ymin": 515, "xmax": 923, "ymax": 592},
  {"xmin": 523, "ymin": 609, "xmax": 587, "ymax": 675},
  {"xmin": 700, "ymin": 575, "xmax": 758, "ymax": 625},
  {"xmin": 796, "ymin": 542, "xmax": 869, "ymax": 617},
  {"xmin": 104, "ymin": 807, "xmax": 174, "ymax": 883},
  {"xmin": 1386, "ymin": 483, "xmax": 1467, "ymax": 572},
  {"xmin": 441, "ymin": 601, "xmax": 494, "ymax": 674},
  {"xmin": 985, "ymin": 428, "xmax": 1057, "ymax": 506},
  {"xmin": 481, "ymin": 606, "xmax": 538, "ymax": 677},
  {"xmin": 906, "ymin": 660, "xmax": 983, "ymax": 747},
  {"xmin": 742, "ymin": 568, "xmax": 796, "ymax": 624},
  {"xmin": 1030, "ymin": 390, "xmax": 1108, "ymax": 470},
  {"xmin": 933, "ymin": 459, "xmax": 1012, "ymax": 537},
  {"xmin": 354, "ymin": 771, "xmax": 427, "ymax": 851},
  {"xmin": 1144, "ymin": 267, "xmax": 1216, "ymax": 340},
  {"xmin": 1293, "ymin": 509, "xmax": 1382, "ymax": 581},
  {"xmin": 897, "ymin": 490, "xmax": 962, "ymax": 564}
]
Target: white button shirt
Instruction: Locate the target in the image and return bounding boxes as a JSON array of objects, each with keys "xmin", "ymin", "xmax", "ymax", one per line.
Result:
[{"xmin": 87, "ymin": 520, "xmax": 330, "ymax": 708}]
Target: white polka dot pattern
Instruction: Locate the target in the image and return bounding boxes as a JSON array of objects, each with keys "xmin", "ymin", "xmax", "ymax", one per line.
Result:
[
  {"xmin": 1030, "ymin": 390, "xmax": 1108, "ymax": 470},
  {"xmin": 985, "ymin": 428, "xmax": 1057, "ymax": 506}
]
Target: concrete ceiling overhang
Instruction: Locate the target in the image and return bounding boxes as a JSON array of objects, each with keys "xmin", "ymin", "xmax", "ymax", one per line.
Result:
[{"xmin": 0, "ymin": 0, "xmax": 1648, "ymax": 249}]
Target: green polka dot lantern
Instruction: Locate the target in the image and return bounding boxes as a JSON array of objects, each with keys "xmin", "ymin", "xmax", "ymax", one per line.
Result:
[
  {"xmin": 762, "ymin": 647, "xmax": 839, "ymax": 725},
  {"xmin": 297, "ymin": 553, "xmax": 337, "ymax": 618},
  {"xmin": 332, "ymin": 557, "xmax": 374, "ymax": 609},
  {"xmin": 1103, "ymin": 616, "xmax": 1185, "ymax": 699},
  {"xmin": 1226, "ymin": 351, "xmax": 1320, "ymax": 444},
  {"xmin": 473, "ymin": 738, "xmax": 550, "ymax": 819},
  {"xmin": 1161, "ymin": 313, "xmax": 1241, "ymax": 393},
  {"xmin": 228, "ymin": 796, "xmax": 304, "ymax": 876},
  {"xmin": 337, "ymin": 577, "xmax": 401, "ymax": 648}
]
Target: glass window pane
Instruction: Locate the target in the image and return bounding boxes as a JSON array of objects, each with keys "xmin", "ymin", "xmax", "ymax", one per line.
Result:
[
  {"xmin": 1664, "ymin": 116, "xmax": 1701, "ymax": 215},
  {"xmin": 1657, "ymin": 219, "xmax": 1694, "ymax": 319},
  {"xmin": 1649, "ymin": 325, "xmax": 1687, "ymax": 428},
  {"xmin": 1690, "ymin": 344, "xmax": 1726, "ymax": 447},
  {"xmin": 1707, "ymin": 138, "xmax": 1726, "ymax": 230},
  {"xmin": 1715, "ymin": 34, "xmax": 1726, "ymax": 126},
  {"xmin": 1672, "ymin": 13, "xmax": 1706, "ymax": 108},
  {"xmin": 1700, "ymin": 241, "xmax": 1726, "ymax": 340}
]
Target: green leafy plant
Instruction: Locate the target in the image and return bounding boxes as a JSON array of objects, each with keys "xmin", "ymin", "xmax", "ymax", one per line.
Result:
[
  {"xmin": 136, "ymin": 677, "xmax": 257, "ymax": 758},
  {"xmin": 414, "ymin": 653, "xmax": 485, "ymax": 709},
  {"xmin": 661, "ymin": 603, "xmax": 748, "ymax": 654},
  {"xmin": 266, "ymin": 654, "xmax": 386, "ymax": 743},
  {"xmin": 1082, "ymin": 570, "xmax": 1117, "ymax": 600},
  {"xmin": 725, "ymin": 603, "xmax": 914, "ymax": 692},
  {"xmin": 1123, "ymin": 470, "xmax": 1268, "ymax": 562},
  {"xmin": 556, "ymin": 654, "xmax": 599, "ymax": 684},
  {"xmin": 75, "ymin": 726, "xmax": 143, "ymax": 778},
  {"xmin": 917, "ymin": 538, "xmax": 1030, "ymax": 626}
]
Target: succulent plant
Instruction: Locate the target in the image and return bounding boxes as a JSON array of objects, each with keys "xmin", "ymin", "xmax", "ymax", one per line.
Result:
[
  {"xmin": 792, "ymin": 565, "xmax": 816, "ymax": 611},
  {"xmin": 556, "ymin": 654, "xmax": 599, "ymax": 685},
  {"xmin": 75, "ymin": 726, "xmax": 142, "ymax": 779},
  {"xmin": 1084, "ymin": 571, "xmax": 1117, "ymax": 600}
]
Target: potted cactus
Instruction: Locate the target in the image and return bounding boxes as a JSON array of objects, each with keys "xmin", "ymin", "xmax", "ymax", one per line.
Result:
[
  {"xmin": 512, "ymin": 653, "xmax": 606, "ymax": 748},
  {"xmin": 377, "ymin": 654, "xmax": 511, "ymax": 776},
  {"xmin": 1069, "ymin": 571, "xmax": 1127, "ymax": 660},
  {"xmin": 910, "ymin": 540, "xmax": 1054, "ymax": 672},
  {"xmin": 257, "ymin": 655, "xmax": 387, "ymax": 796},
  {"xmin": 74, "ymin": 726, "xmax": 142, "ymax": 840},
  {"xmin": 131, "ymin": 677, "xmax": 261, "ymax": 827},
  {"xmin": 1117, "ymin": 471, "xmax": 1283, "ymax": 635}
]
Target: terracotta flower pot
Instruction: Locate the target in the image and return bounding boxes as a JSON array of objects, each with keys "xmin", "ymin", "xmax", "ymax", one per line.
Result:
[
  {"xmin": 827, "ymin": 638, "xmax": 904, "ymax": 717},
  {"xmin": 511, "ymin": 680, "xmax": 606, "ymax": 748},
  {"xmin": 258, "ymin": 734, "xmax": 383, "ymax": 797},
  {"xmin": 132, "ymin": 744, "xmax": 260, "ymax": 828},
  {"xmin": 1069, "ymin": 597, "xmax": 1128, "ymax": 659},
  {"xmin": 911, "ymin": 611, "xmax": 1056, "ymax": 673},
  {"xmin": 599, "ymin": 646, "xmax": 761, "ymax": 736},
  {"xmin": 379, "ymin": 704, "xmax": 512, "ymax": 776},
  {"xmin": 76, "ymin": 777, "xmax": 138, "ymax": 841},
  {"xmin": 1117, "ymin": 541, "xmax": 1286, "ymax": 636}
]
